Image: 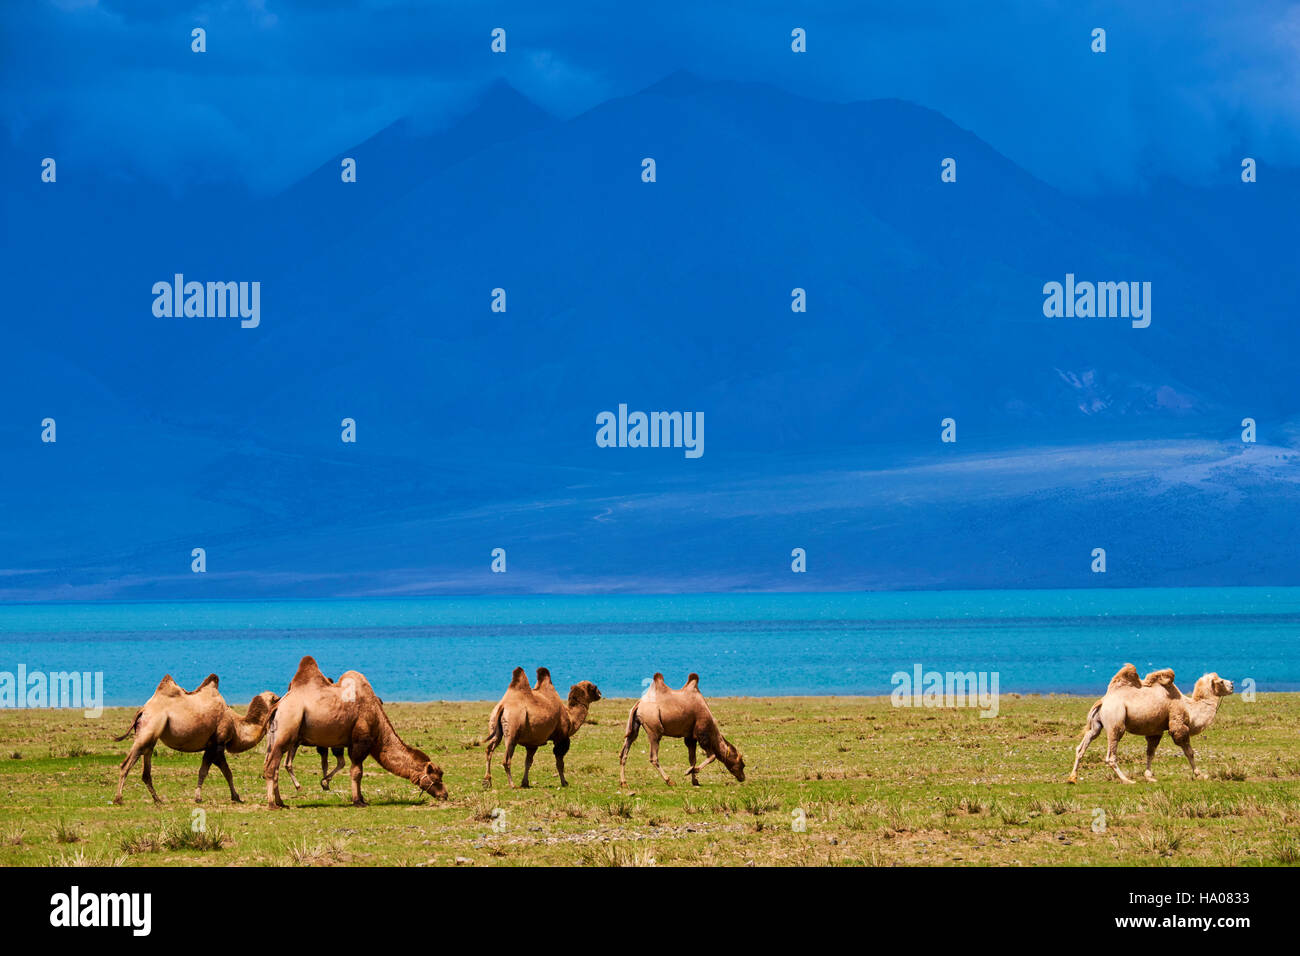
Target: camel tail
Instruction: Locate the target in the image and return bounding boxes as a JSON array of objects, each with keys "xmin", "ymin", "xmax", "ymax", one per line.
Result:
[
  {"xmin": 111, "ymin": 708, "xmax": 143, "ymax": 742},
  {"xmin": 484, "ymin": 701, "xmax": 505, "ymax": 747},
  {"xmin": 623, "ymin": 700, "xmax": 643, "ymax": 742},
  {"xmin": 1083, "ymin": 698, "xmax": 1103, "ymax": 732}
]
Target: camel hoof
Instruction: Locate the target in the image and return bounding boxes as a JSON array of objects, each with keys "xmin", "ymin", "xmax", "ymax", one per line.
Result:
[
  {"xmin": 1066, "ymin": 775, "xmax": 1077, "ymax": 784},
  {"xmin": 230, "ymin": 794, "xmax": 243, "ymax": 804},
  {"xmin": 268, "ymin": 803, "xmax": 286, "ymax": 810},
  {"xmin": 194, "ymin": 796, "xmax": 203, "ymax": 804},
  {"xmin": 111, "ymin": 796, "xmax": 123, "ymax": 806},
  {"xmin": 320, "ymin": 780, "xmax": 330, "ymax": 791},
  {"xmin": 1144, "ymin": 772, "xmax": 1156, "ymax": 782},
  {"xmin": 353, "ymin": 799, "xmax": 368, "ymax": 808},
  {"xmin": 664, "ymin": 779, "xmax": 675, "ymax": 787},
  {"xmin": 691, "ymin": 777, "xmax": 701, "ymax": 787},
  {"xmin": 1121, "ymin": 778, "xmax": 1136, "ymax": 785},
  {"xmin": 520, "ymin": 781, "xmax": 531, "ymax": 789}
]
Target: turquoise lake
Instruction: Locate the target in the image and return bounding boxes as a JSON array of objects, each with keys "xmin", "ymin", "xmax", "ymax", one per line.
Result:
[{"xmin": 0, "ymin": 588, "xmax": 1296, "ymax": 704}]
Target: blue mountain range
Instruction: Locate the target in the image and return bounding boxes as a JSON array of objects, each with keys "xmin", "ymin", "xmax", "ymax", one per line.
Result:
[{"xmin": 3, "ymin": 73, "xmax": 1297, "ymax": 599}]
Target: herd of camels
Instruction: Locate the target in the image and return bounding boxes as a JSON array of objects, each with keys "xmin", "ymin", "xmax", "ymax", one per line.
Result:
[{"xmin": 109, "ymin": 656, "xmax": 1232, "ymax": 806}]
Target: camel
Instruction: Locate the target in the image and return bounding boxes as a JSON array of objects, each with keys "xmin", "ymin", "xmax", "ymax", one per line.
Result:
[
  {"xmin": 482, "ymin": 667, "xmax": 602, "ymax": 789},
  {"xmin": 280, "ymin": 672, "xmax": 350, "ymax": 792},
  {"xmin": 111, "ymin": 674, "xmax": 279, "ymax": 805},
  {"xmin": 1068, "ymin": 663, "xmax": 1234, "ymax": 784},
  {"xmin": 619, "ymin": 672, "xmax": 745, "ymax": 787},
  {"xmin": 263, "ymin": 656, "xmax": 448, "ymax": 807}
]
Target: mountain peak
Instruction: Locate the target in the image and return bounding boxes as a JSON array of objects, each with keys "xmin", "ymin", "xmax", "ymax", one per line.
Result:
[{"xmin": 641, "ymin": 69, "xmax": 708, "ymax": 97}]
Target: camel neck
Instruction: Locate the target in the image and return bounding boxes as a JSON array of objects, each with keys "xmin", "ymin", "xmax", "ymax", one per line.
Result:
[
  {"xmin": 565, "ymin": 701, "xmax": 590, "ymax": 733},
  {"xmin": 229, "ymin": 708, "xmax": 270, "ymax": 752},
  {"xmin": 1187, "ymin": 694, "xmax": 1220, "ymax": 730},
  {"xmin": 373, "ymin": 719, "xmax": 423, "ymax": 780}
]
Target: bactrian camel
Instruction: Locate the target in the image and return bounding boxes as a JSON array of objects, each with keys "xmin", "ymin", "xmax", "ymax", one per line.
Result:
[
  {"xmin": 282, "ymin": 670, "xmax": 350, "ymax": 792},
  {"xmin": 482, "ymin": 667, "xmax": 602, "ymax": 789},
  {"xmin": 1068, "ymin": 663, "xmax": 1234, "ymax": 784},
  {"xmin": 263, "ymin": 656, "xmax": 448, "ymax": 807},
  {"xmin": 111, "ymin": 674, "xmax": 279, "ymax": 805},
  {"xmin": 619, "ymin": 672, "xmax": 745, "ymax": 787}
]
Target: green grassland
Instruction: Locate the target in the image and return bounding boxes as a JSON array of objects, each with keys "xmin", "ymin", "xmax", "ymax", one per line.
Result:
[{"xmin": 1, "ymin": 693, "xmax": 1297, "ymax": 866}]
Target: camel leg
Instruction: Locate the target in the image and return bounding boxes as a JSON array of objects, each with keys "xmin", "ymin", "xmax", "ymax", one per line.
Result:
[
  {"xmin": 1143, "ymin": 735, "xmax": 1161, "ymax": 781},
  {"xmin": 113, "ymin": 740, "xmax": 148, "ymax": 805},
  {"xmin": 1068, "ymin": 718, "xmax": 1104, "ymax": 783},
  {"xmin": 321, "ymin": 748, "xmax": 344, "ymax": 790},
  {"xmin": 141, "ymin": 749, "xmax": 162, "ymax": 803},
  {"xmin": 212, "ymin": 750, "xmax": 241, "ymax": 802},
  {"xmin": 502, "ymin": 735, "xmax": 518, "ymax": 789},
  {"xmin": 554, "ymin": 737, "xmax": 571, "ymax": 787},
  {"xmin": 619, "ymin": 719, "xmax": 642, "ymax": 788},
  {"xmin": 521, "ymin": 746, "xmax": 537, "ymax": 789},
  {"xmin": 483, "ymin": 737, "xmax": 498, "ymax": 790},
  {"xmin": 263, "ymin": 741, "xmax": 288, "ymax": 809},
  {"xmin": 348, "ymin": 757, "xmax": 368, "ymax": 807},
  {"xmin": 647, "ymin": 729, "xmax": 673, "ymax": 786},
  {"xmin": 284, "ymin": 744, "xmax": 303, "ymax": 791},
  {"xmin": 1172, "ymin": 732, "xmax": 1204, "ymax": 779},
  {"xmin": 195, "ymin": 748, "xmax": 214, "ymax": 803},
  {"xmin": 685, "ymin": 737, "xmax": 700, "ymax": 786},
  {"xmin": 1104, "ymin": 726, "xmax": 1134, "ymax": 784}
]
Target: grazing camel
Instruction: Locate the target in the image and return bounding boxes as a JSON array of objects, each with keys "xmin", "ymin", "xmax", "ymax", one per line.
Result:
[
  {"xmin": 263, "ymin": 656, "xmax": 448, "ymax": 807},
  {"xmin": 111, "ymin": 674, "xmax": 279, "ymax": 805},
  {"xmin": 482, "ymin": 667, "xmax": 602, "ymax": 789},
  {"xmin": 1068, "ymin": 663, "xmax": 1234, "ymax": 784},
  {"xmin": 619, "ymin": 672, "xmax": 745, "ymax": 787}
]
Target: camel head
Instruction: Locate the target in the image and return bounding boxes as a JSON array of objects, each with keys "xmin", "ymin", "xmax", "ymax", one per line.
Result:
[
  {"xmin": 408, "ymin": 748, "xmax": 448, "ymax": 800},
  {"xmin": 1192, "ymin": 673, "xmax": 1234, "ymax": 700},
  {"xmin": 244, "ymin": 691, "xmax": 280, "ymax": 724},
  {"xmin": 717, "ymin": 736, "xmax": 745, "ymax": 782},
  {"xmin": 567, "ymin": 680, "xmax": 602, "ymax": 707}
]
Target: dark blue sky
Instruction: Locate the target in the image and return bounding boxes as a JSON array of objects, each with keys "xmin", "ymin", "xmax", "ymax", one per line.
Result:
[{"xmin": 4, "ymin": 0, "xmax": 1298, "ymax": 194}]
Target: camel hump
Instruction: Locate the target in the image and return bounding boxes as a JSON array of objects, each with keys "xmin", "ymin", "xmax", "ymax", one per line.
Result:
[
  {"xmin": 154, "ymin": 674, "xmax": 184, "ymax": 696},
  {"xmin": 509, "ymin": 667, "xmax": 530, "ymax": 690},
  {"xmin": 197, "ymin": 673, "xmax": 219, "ymax": 692},
  {"xmin": 1107, "ymin": 663, "xmax": 1142, "ymax": 690},
  {"xmin": 1142, "ymin": 668, "xmax": 1176, "ymax": 687},
  {"xmin": 685, "ymin": 672, "xmax": 700, "ymax": 688},
  {"xmin": 289, "ymin": 656, "xmax": 330, "ymax": 689},
  {"xmin": 535, "ymin": 667, "xmax": 554, "ymax": 688}
]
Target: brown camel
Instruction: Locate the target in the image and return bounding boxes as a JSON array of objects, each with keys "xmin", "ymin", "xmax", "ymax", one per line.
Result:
[
  {"xmin": 263, "ymin": 656, "xmax": 448, "ymax": 807},
  {"xmin": 282, "ymin": 672, "xmax": 349, "ymax": 792},
  {"xmin": 111, "ymin": 674, "xmax": 279, "ymax": 805},
  {"xmin": 619, "ymin": 672, "xmax": 745, "ymax": 787},
  {"xmin": 482, "ymin": 667, "xmax": 602, "ymax": 789},
  {"xmin": 1068, "ymin": 663, "xmax": 1234, "ymax": 783}
]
